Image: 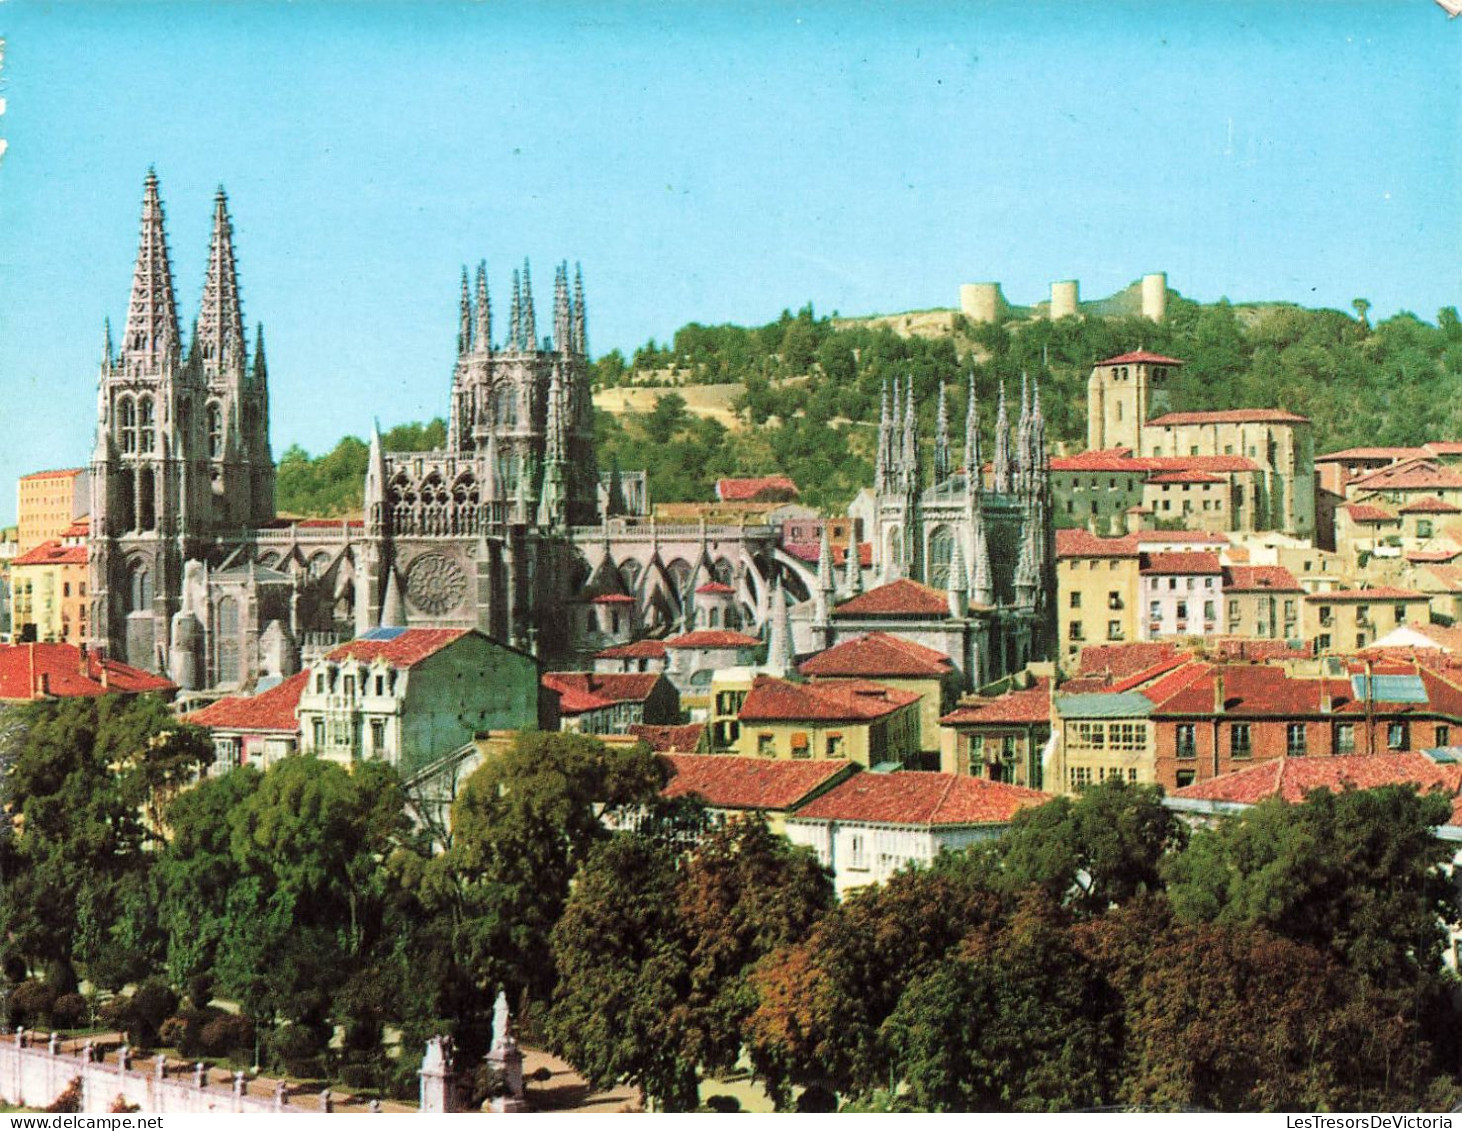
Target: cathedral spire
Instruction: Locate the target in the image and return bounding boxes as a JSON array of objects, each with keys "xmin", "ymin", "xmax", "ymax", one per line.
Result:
[
  {"xmin": 815, "ymin": 523, "xmax": 835, "ymax": 622},
  {"xmin": 572, "ymin": 263, "xmax": 587, "ymax": 355},
  {"xmin": 458, "ymin": 267, "xmax": 472, "ymax": 356},
  {"xmin": 890, "ymin": 375, "xmax": 903, "ymax": 475},
  {"xmin": 121, "ymin": 169, "xmax": 181, "ymax": 372},
  {"xmin": 993, "ymin": 381, "xmax": 1012, "ymax": 493},
  {"xmin": 1015, "ymin": 371, "xmax": 1033, "ymax": 493},
  {"xmin": 843, "ymin": 532, "xmax": 862, "ymax": 596},
  {"xmin": 195, "ymin": 186, "xmax": 246, "ymax": 382},
  {"xmin": 475, "ymin": 261, "xmax": 491, "ymax": 351},
  {"xmin": 875, "ymin": 380, "xmax": 890, "ymax": 494},
  {"xmin": 971, "ymin": 503, "xmax": 993, "ymax": 606},
  {"xmin": 764, "ymin": 574, "xmax": 795, "ymax": 678},
  {"xmin": 963, "ymin": 373, "xmax": 980, "ymax": 491},
  {"xmin": 553, "ymin": 262, "xmax": 571, "ymax": 353},
  {"xmin": 901, "ymin": 374, "xmax": 918, "ymax": 490},
  {"xmin": 251, "ymin": 323, "xmax": 268, "ymax": 386},
  {"xmin": 934, "ymin": 381, "xmax": 951, "ymax": 484},
  {"xmin": 521, "ymin": 259, "xmax": 537, "ymax": 349},
  {"xmin": 947, "ymin": 537, "xmax": 968, "ymax": 618},
  {"xmin": 509, "ymin": 268, "xmax": 522, "ymax": 351},
  {"xmin": 101, "ymin": 318, "xmax": 114, "ymax": 371}
]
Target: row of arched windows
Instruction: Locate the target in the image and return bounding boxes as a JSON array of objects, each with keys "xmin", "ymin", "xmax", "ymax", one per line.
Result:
[{"xmin": 115, "ymin": 394, "xmax": 225, "ymax": 459}]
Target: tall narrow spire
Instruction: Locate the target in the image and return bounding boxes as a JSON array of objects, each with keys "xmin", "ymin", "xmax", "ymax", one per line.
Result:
[
  {"xmin": 1015, "ymin": 371, "xmax": 1033, "ymax": 493},
  {"xmin": 251, "ymin": 323, "xmax": 268, "ymax": 386},
  {"xmin": 971, "ymin": 506, "xmax": 993, "ymax": 606},
  {"xmin": 947, "ymin": 538, "xmax": 968, "ymax": 618},
  {"xmin": 121, "ymin": 169, "xmax": 181, "ymax": 371},
  {"xmin": 901, "ymin": 374, "xmax": 918, "ymax": 490},
  {"xmin": 475, "ymin": 261, "xmax": 491, "ymax": 351},
  {"xmin": 458, "ymin": 267, "xmax": 472, "ymax": 356},
  {"xmin": 934, "ymin": 382, "xmax": 951, "ymax": 484},
  {"xmin": 815, "ymin": 524, "xmax": 835, "ymax": 622},
  {"xmin": 101, "ymin": 318, "xmax": 114, "ymax": 370},
  {"xmin": 843, "ymin": 531, "xmax": 862, "ymax": 596},
  {"xmin": 890, "ymin": 375, "xmax": 903, "ymax": 475},
  {"xmin": 963, "ymin": 373, "xmax": 980, "ymax": 491},
  {"xmin": 553, "ymin": 262, "xmax": 571, "ymax": 353},
  {"xmin": 521, "ymin": 259, "xmax": 537, "ymax": 349},
  {"xmin": 874, "ymin": 381, "xmax": 890, "ymax": 494},
  {"xmin": 195, "ymin": 186, "xmax": 246, "ymax": 380},
  {"xmin": 571, "ymin": 263, "xmax": 587, "ymax": 355},
  {"xmin": 509, "ymin": 269, "xmax": 522, "ymax": 350},
  {"xmin": 764, "ymin": 574, "xmax": 795, "ymax": 677},
  {"xmin": 993, "ymin": 381, "xmax": 1012, "ymax": 493}
]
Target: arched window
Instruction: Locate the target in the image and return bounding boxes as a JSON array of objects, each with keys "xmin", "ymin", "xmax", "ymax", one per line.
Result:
[
  {"xmin": 207, "ymin": 402, "xmax": 223, "ymax": 459},
  {"xmin": 308, "ymin": 552, "xmax": 331, "ymax": 578},
  {"xmin": 137, "ymin": 467, "xmax": 156, "ymax": 532},
  {"xmin": 493, "ymin": 383, "xmax": 518, "ymax": 429},
  {"xmin": 138, "ymin": 396, "xmax": 156, "ymax": 455},
  {"xmin": 886, "ymin": 526, "xmax": 904, "ymax": 567},
  {"xmin": 216, "ymin": 596, "xmax": 240, "ymax": 685},
  {"xmin": 118, "ymin": 396, "xmax": 137, "ymax": 454},
  {"xmin": 927, "ymin": 525, "xmax": 955, "ymax": 589},
  {"xmin": 127, "ymin": 561, "xmax": 152, "ymax": 614}
]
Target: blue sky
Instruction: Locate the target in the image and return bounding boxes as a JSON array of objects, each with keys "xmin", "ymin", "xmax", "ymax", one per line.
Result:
[{"xmin": 0, "ymin": 1, "xmax": 1457, "ymax": 525}]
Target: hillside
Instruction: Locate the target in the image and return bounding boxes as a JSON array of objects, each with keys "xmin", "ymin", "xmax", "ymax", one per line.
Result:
[{"xmin": 278, "ymin": 297, "xmax": 1462, "ymax": 518}]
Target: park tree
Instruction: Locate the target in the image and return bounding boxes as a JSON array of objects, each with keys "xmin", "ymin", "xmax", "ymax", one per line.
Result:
[{"xmin": 992, "ymin": 778, "xmax": 1185, "ymax": 916}]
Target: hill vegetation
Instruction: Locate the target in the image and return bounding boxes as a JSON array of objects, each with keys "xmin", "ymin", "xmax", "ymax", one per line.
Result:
[{"xmin": 277, "ymin": 298, "xmax": 1462, "ymax": 517}]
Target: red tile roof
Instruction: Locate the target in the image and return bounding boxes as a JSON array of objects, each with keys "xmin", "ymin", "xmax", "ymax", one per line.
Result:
[
  {"xmin": 1148, "ymin": 469, "xmax": 1226, "ymax": 485},
  {"xmin": 1316, "ymin": 446, "xmax": 1428, "ymax": 463},
  {"xmin": 695, "ymin": 581, "xmax": 736, "ymax": 594},
  {"xmin": 835, "ymin": 578, "xmax": 950, "ymax": 617},
  {"xmin": 1425, "ymin": 442, "xmax": 1462, "ymax": 457},
  {"xmin": 0, "ymin": 644, "xmax": 175, "ymax": 700},
  {"xmin": 18, "ymin": 467, "xmax": 84, "ymax": 480},
  {"xmin": 663, "ymin": 629, "xmax": 760, "ymax": 649},
  {"xmin": 61, "ymin": 519, "xmax": 89, "ymax": 539},
  {"xmin": 12, "ymin": 540, "xmax": 88, "ymax": 567},
  {"xmin": 1056, "ymin": 530, "xmax": 1139, "ymax": 559},
  {"xmin": 1140, "ymin": 551, "xmax": 1223, "ymax": 576},
  {"xmin": 1148, "ymin": 409, "xmax": 1309, "ymax": 426},
  {"xmin": 628, "ymin": 723, "xmax": 706, "ymax": 753},
  {"xmin": 715, "ymin": 476, "xmax": 799, "ymax": 502},
  {"xmin": 326, "ymin": 628, "xmax": 471, "ymax": 668},
  {"xmin": 1133, "ymin": 529, "xmax": 1233, "ymax": 544},
  {"xmin": 940, "ymin": 677, "xmax": 1051, "ymax": 725},
  {"xmin": 184, "ymin": 671, "xmax": 309, "ymax": 732},
  {"xmin": 1350, "ymin": 459, "xmax": 1462, "ymax": 492},
  {"xmin": 799, "ymin": 633, "xmax": 954, "ymax": 679},
  {"xmin": 1144, "ymin": 455, "xmax": 1261, "ymax": 474},
  {"xmin": 738, "ymin": 676, "xmax": 920, "ymax": 723},
  {"xmin": 1407, "ymin": 550, "xmax": 1461, "ymax": 564},
  {"xmin": 595, "ymin": 639, "xmax": 669, "ymax": 660},
  {"xmin": 661, "ymin": 754, "xmax": 850, "ymax": 810},
  {"xmin": 1222, "ymin": 565, "xmax": 1302, "ymax": 593},
  {"xmin": 1098, "ymin": 350, "xmax": 1185, "ymax": 367},
  {"xmin": 1050, "ymin": 449, "xmax": 1150, "ymax": 473},
  {"xmin": 1303, "ymin": 587, "xmax": 1427, "ymax": 603},
  {"xmin": 1343, "ymin": 503, "xmax": 1397, "ymax": 524},
  {"xmin": 1399, "ymin": 495, "xmax": 1461, "ymax": 514},
  {"xmin": 783, "ymin": 542, "xmax": 874, "ymax": 567},
  {"xmin": 793, "ymin": 771, "xmax": 1051, "ymax": 826},
  {"xmin": 1078, "ymin": 642, "xmax": 1181, "ymax": 678},
  {"xmin": 543, "ymin": 672, "xmax": 666, "ymax": 713},
  {"xmin": 590, "ymin": 593, "xmax": 636, "ymax": 604},
  {"xmin": 1173, "ymin": 754, "xmax": 1462, "ymax": 806}
]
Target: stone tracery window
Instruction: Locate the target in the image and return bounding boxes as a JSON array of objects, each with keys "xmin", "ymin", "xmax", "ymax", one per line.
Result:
[
  {"xmin": 118, "ymin": 396, "xmax": 137, "ymax": 454},
  {"xmin": 207, "ymin": 401, "xmax": 223, "ymax": 459},
  {"xmin": 138, "ymin": 396, "xmax": 156, "ymax": 455},
  {"xmin": 927, "ymin": 525, "xmax": 955, "ymax": 589}
]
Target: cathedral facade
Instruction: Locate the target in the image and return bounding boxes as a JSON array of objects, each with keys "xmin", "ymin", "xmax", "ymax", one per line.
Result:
[{"xmin": 87, "ymin": 173, "xmax": 1053, "ymax": 696}]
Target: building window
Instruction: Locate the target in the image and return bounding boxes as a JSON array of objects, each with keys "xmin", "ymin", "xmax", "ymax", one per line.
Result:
[
  {"xmin": 1230, "ymin": 723, "xmax": 1251, "ymax": 758},
  {"xmin": 138, "ymin": 396, "xmax": 156, "ymax": 454},
  {"xmin": 1318, "ymin": 634, "xmax": 1331, "ymax": 653},
  {"xmin": 1437, "ymin": 725, "xmax": 1450, "ymax": 747},
  {"xmin": 370, "ymin": 719, "xmax": 386, "ymax": 751},
  {"xmin": 1176, "ymin": 601, "xmax": 1188, "ymax": 620},
  {"xmin": 1176, "ymin": 724, "xmax": 1196, "ymax": 759},
  {"xmin": 1069, "ymin": 591, "xmax": 1081, "ymax": 609},
  {"xmin": 1070, "ymin": 767, "xmax": 1093, "ymax": 790},
  {"xmin": 1388, "ymin": 722, "xmax": 1407, "ymax": 750},
  {"xmin": 1336, "ymin": 723, "xmax": 1355, "ymax": 754},
  {"xmin": 1287, "ymin": 723, "xmax": 1307, "ymax": 756},
  {"xmin": 1068, "ymin": 621, "xmax": 1084, "ymax": 641},
  {"xmin": 826, "ymin": 733, "xmax": 845, "ymax": 758},
  {"xmin": 312, "ymin": 719, "xmax": 325, "ymax": 748},
  {"xmin": 1108, "ymin": 591, "xmax": 1122, "ymax": 610},
  {"xmin": 1203, "ymin": 600, "xmax": 1215, "ymax": 621},
  {"xmin": 848, "ymin": 834, "xmax": 867, "ymax": 870},
  {"xmin": 1175, "ymin": 769, "xmax": 1196, "ymax": 788},
  {"xmin": 1107, "ymin": 621, "xmax": 1123, "ymax": 641},
  {"xmin": 756, "ymin": 733, "xmax": 775, "ymax": 757}
]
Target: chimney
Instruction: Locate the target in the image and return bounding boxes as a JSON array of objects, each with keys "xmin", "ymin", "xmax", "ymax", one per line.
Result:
[
  {"xmin": 1213, "ymin": 672, "xmax": 1225, "ymax": 715},
  {"xmin": 1319, "ymin": 672, "xmax": 1332, "ymax": 714}
]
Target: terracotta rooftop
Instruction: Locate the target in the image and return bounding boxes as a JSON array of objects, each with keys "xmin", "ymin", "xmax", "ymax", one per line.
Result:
[
  {"xmin": 939, "ymin": 676, "xmax": 1051, "ymax": 726},
  {"xmin": 1343, "ymin": 503, "xmax": 1397, "ymax": 524},
  {"xmin": 660, "ymin": 753, "xmax": 850, "ymax": 810},
  {"xmin": 12, "ymin": 540, "xmax": 88, "ymax": 567},
  {"xmin": 738, "ymin": 676, "xmax": 920, "ymax": 723},
  {"xmin": 1140, "ymin": 551, "xmax": 1223, "ymax": 576},
  {"xmin": 663, "ymin": 629, "xmax": 761, "ymax": 649},
  {"xmin": 1098, "ymin": 350, "xmax": 1185, "ymax": 367},
  {"xmin": 1143, "ymin": 455, "xmax": 1262, "ymax": 473},
  {"xmin": 1132, "ymin": 529, "xmax": 1232, "ymax": 545},
  {"xmin": 792, "ymin": 771, "xmax": 1050, "ymax": 826},
  {"xmin": 326, "ymin": 628, "xmax": 472, "ymax": 668},
  {"xmin": 1147, "ymin": 408, "xmax": 1309, "ymax": 426},
  {"xmin": 1407, "ymin": 550, "xmax": 1462, "ymax": 564},
  {"xmin": 1350, "ymin": 459, "xmax": 1462, "ymax": 492},
  {"xmin": 18, "ymin": 467, "xmax": 85, "ymax": 480},
  {"xmin": 1316, "ymin": 446, "xmax": 1428, "ymax": 463},
  {"xmin": 542, "ymin": 672, "xmax": 666, "ymax": 714},
  {"xmin": 590, "ymin": 593, "xmax": 636, "ymax": 604},
  {"xmin": 0, "ymin": 643, "xmax": 175, "ymax": 700},
  {"xmin": 1173, "ymin": 753, "xmax": 1462, "ymax": 807},
  {"xmin": 799, "ymin": 632, "xmax": 954, "ymax": 679},
  {"xmin": 628, "ymin": 723, "xmax": 706, "ymax": 753},
  {"xmin": 694, "ymin": 581, "xmax": 736, "ymax": 595},
  {"xmin": 1050, "ymin": 449, "xmax": 1151, "ymax": 473},
  {"xmin": 1399, "ymin": 495, "xmax": 1461, "ymax": 515},
  {"xmin": 1148, "ymin": 469, "xmax": 1226, "ymax": 485},
  {"xmin": 715, "ymin": 476, "xmax": 799, "ymax": 502},
  {"xmin": 1078, "ymin": 642, "xmax": 1181, "ymax": 679},
  {"xmin": 1222, "ymin": 565, "xmax": 1302, "ymax": 593},
  {"xmin": 595, "ymin": 639, "xmax": 669, "ymax": 660},
  {"xmin": 184, "ymin": 671, "xmax": 310, "ymax": 732},
  {"xmin": 834, "ymin": 577, "xmax": 952, "ymax": 617},
  {"xmin": 1055, "ymin": 530, "xmax": 1139, "ymax": 559}
]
